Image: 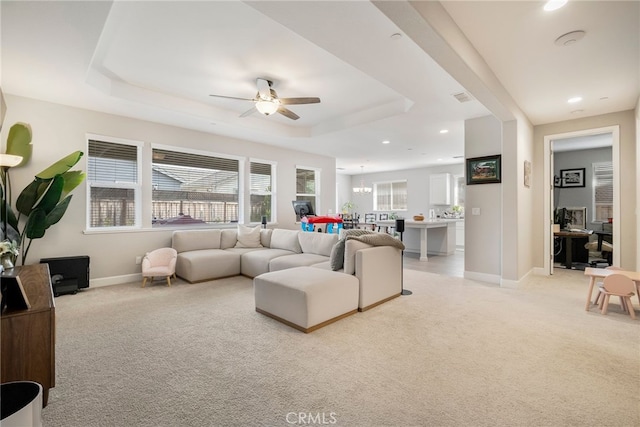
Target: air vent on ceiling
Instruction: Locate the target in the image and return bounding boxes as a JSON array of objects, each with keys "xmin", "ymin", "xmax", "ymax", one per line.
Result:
[{"xmin": 452, "ymin": 91, "xmax": 475, "ymax": 103}]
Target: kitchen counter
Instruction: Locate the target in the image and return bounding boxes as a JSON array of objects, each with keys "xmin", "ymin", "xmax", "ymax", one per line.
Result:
[{"xmin": 377, "ymin": 219, "xmax": 457, "ymax": 260}]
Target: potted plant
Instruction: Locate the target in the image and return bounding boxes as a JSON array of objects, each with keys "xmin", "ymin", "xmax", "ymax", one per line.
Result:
[{"xmin": 1, "ymin": 122, "xmax": 85, "ymax": 265}]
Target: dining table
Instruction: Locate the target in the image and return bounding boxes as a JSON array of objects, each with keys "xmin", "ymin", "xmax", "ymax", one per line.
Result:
[{"xmin": 583, "ymin": 267, "xmax": 640, "ymax": 311}]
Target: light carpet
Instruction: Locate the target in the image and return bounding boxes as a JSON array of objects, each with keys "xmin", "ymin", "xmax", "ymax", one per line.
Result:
[{"xmin": 42, "ymin": 268, "xmax": 639, "ymax": 426}]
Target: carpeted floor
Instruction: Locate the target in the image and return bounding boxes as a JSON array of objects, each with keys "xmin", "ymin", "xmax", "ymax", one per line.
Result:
[{"xmin": 42, "ymin": 268, "xmax": 639, "ymax": 427}]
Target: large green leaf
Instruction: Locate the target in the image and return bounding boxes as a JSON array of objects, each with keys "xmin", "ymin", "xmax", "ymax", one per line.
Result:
[
  {"xmin": 44, "ymin": 195, "xmax": 72, "ymax": 228},
  {"xmin": 34, "ymin": 175, "xmax": 64, "ymax": 214},
  {"xmin": 25, "ymin": 208, "xmax": 47, "ymax": 239},
  {"xmin": 6, "ymin": 123, "xmax": 32, "ymax": 167},
  {"xmin": 60, "ymin": 170, "xmax": 86, "ymax": 199},
  {"xmin": 36, "ymin": 151, "xmax": 83, "ymax": 179},
  {"xmin": 15, "ymin": 179, "xmax": 42, "ymax": 215}
]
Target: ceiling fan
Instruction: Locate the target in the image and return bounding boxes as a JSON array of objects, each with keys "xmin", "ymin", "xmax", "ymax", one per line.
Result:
[{"xmin": 209, "ymin": 78, "xmax": 320, "ymax": 120}]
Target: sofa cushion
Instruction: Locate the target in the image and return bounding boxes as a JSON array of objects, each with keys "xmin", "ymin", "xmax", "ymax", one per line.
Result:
[
  {"xmin": 175, "ymin": 249, "xmax": 240, "ymax": 282},
  {"xmin": 240, "ymin": 248, "xmax": 296, "ymax": 278},
  {"xmin": 235, "ymin": 225, "xmax": 263, "ymax": 248},
  {"xmin": 220, "ymin": 229, "xmax": 238, "ymax": 249},
  {"xmin": 344, "ymin": 239, "xmax": 373, "ymax": 275},
  {"xmin": 298, "ymin": 232, "xmax": 338, "ymax": 256},
  {"xmin": 172, "ymin": 229, "xmax": 221, "ymax": 253},
  {"xmin": 270, "ymin": 229, "xmax": 302, "ymax": 253},
  {"xmin": 260, "ymin": 228, "xmax": 273, "ymax": 247},
  {"xmin": 269, "ymin": 253, "xmax": 330, "ymax": 272}
]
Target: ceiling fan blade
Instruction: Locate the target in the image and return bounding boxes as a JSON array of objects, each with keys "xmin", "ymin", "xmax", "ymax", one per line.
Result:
[
  {"xmin": 277, "ymin": 106, "xmax": 300, "ymax": 120},
  {"xmin": 239, "ymin": 106, "xmax": 257, "ymax": 118},
  {"xmin": 279, "ymin": 97, "xmax": 321, "ymax": 105},
  {"xmin": 209, "ymin": 94, "xmax": 255, "ymax": 102},
  {"xmin": 256, "ymin": 78, "xmax": 272, "ymax": 100}
]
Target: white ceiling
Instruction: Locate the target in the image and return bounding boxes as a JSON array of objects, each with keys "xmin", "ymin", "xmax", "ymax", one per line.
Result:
[{"xmin": 1, "ymin": 1, "xmax": 638, "ymax": 175}]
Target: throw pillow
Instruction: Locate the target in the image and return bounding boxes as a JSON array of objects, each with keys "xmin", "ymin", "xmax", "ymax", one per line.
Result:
[
  {"xmin": 329, "ymin": 240, "xmax": 346, "ymax": 271},
  {"xmin": 235, "ymin": 225, "xmax": 262, "ymax": 248}
]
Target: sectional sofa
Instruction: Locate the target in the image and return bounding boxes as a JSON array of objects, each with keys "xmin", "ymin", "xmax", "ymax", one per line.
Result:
[{"xmin": 171, "ymin": 226, "xmax": 403, "ymax": 312}]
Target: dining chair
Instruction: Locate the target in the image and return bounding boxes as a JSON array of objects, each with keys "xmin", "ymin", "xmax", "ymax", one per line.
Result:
[{"xmin": 598, "ymin": 274, "xmax": 636, "ymax": 319}]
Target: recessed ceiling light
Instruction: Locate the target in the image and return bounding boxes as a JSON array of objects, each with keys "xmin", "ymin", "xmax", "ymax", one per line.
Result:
[
  {"xmin": 336, "ymin": 167, "xmax": 345, "ymax": 170},
  {"xmin": 439, "ymin": 129, "xmax": 449, "ymax": 134},
  {"xmin": 544, "ymin": 0, "xmax": 567, "ymax": 12},
  {"xmin": 571, "ymin": 109, "xmax": 584, "ymax": 114},
  {"xmin": 382, "ymin": 140, "xmax": 390, "ymax": 144},
  {"xmin": 568, "ymin": 96, "xmax": 582, "ymax": 104},
  {"xmin": 437, "ymin": 158, "xmax": 443, "ymax": 162},
  {"xmin": 390, "ymin": 33, "xmax": 402, "ymax": 41},
  {"xmin": 600, "ymin": 96, "xmax": 609, "ymax": 100}
]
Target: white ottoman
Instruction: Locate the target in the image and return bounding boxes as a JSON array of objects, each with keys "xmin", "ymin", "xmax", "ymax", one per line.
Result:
[{"xmin": 254, "ymin": 266, "xmax": 359, "ymax": 333}]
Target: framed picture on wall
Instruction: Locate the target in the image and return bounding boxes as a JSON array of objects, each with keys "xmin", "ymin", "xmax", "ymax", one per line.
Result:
[
  {"xmin": 559, "ymin": 168, "xmax": 585, "ymax": 188},
  {"xmin": 466, "ymin": 155, "xmax": 501, "ymax": 185}
]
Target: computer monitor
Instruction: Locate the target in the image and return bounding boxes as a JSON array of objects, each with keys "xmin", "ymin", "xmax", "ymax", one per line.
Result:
[{"xmin": 292, "ymin": 200, "xmax": 315, "ymax": 218}]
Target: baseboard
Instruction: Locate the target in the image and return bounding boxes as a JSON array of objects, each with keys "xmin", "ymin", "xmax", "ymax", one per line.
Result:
[
  {"xmin": 463, "ymin": 270, "xmax": 501, "ymax": 285},
  {"xmin": 90, "ymin": 273, "xmax": 142, "ymax": 288},
  {"xmin": 500, "ymin": 268, "xmax": 534, "ymax": 289},
  {"xmin": 533, "ymin": 267, "xmax": 550, "ymax": 276}
]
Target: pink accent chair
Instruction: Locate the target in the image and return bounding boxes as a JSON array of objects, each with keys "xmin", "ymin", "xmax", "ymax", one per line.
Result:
[{"xmin": 142, "ymin": 248, "xmax": 177, "ymax": 288}]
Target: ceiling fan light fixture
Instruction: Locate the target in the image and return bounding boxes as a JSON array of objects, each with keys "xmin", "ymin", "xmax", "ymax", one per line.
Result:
[
  {"xmin": 544, "ymin": 0, "xmax": 567, "ymax": 11},
  {"xmin": 255, "ymin": 99, "xmax": 279, "ymax": 115}
]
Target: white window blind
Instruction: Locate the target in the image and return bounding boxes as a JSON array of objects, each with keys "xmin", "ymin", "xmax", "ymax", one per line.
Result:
[
  {"xmin": 250, "ymin": 161, "xmax": 273, "ymax": 223},
  {"xmin": 374, "ymin": 181, "xmax": 407, "ymax": 211},
  {"xmin": 295, "ymin": 168, "xmax": 318, "ymax": 220},
  {"xmin": 151, "ymin": 148, "xmax": 239, "ymax": 226},
  {"xmin": 593, "ymin": 161, "xmax": 613, "ymax": 222},
  {"xmin": 87, "ymin": 139, "xmax": 140, "ymax": 229}
]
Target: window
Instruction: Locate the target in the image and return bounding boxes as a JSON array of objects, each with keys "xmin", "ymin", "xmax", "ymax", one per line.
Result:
[
  {"xmin": 87, "ymin": 138, "xmax": 141, "ymax": 229},
  {"xmin": 250, "ymin": 161, "xmax": 275, "ymax": 223},
  {"xmin": 593, "ymin": 161, "xmax": 613, "ymax": 222},
  {"xmin": 151, "ymin": 148, "xmax": 239, "ymax": 226},
  {"xmin": 295, "ymin": 167, "xmax": 319, "ymax": 220},
  {"xmin": 374, "ymin": 180, "xmax": 407, "ymax": 211}
]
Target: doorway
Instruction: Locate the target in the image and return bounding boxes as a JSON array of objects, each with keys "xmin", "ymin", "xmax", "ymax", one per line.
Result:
[{"xmin": 543, "ymin": 126, "xmax": 620, "ymax": 275}]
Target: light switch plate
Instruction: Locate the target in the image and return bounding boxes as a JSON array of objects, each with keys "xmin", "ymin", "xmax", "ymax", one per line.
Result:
[{"xmin": 472, "ymin": 208, "xmax": 480, "ymax": 216}]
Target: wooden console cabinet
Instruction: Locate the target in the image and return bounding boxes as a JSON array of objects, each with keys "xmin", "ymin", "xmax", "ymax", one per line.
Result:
[{"xmin": 1, "ymin": 264, "xmax": 55, "ymax": 406}]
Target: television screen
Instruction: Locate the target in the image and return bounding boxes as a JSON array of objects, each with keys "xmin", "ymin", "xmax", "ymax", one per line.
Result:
[{"xmin": 292, "ymin": 200, "xmax": 315, "ymax": 218}]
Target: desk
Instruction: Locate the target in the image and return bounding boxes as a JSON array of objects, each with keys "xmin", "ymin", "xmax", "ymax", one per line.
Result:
[
  {"xmin": 554, "ymin": 231, "xmax": 591, "ymax": 269},
  {"xmin": 377, "ymin": 219, "xmax": 456, "ymax": 260},
  {"xmin": 583, "ymin": 267, "xmax": 640, "ymax": 311}
]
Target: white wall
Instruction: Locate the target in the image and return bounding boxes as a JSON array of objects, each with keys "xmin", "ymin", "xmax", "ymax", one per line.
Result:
[
  {"xmin": 1, "ymin": 95, "xmax": 336, "ymax": 283},
  {"xmin": 464, "ymin": 115, "xmax": 502, "ymax": 279}
]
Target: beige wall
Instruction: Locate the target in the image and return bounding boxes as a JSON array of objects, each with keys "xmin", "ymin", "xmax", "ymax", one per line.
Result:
[
  {"xmin": 1, "ymin": 95, "xmax": 336, "ymax": 282},
  {"xmin": 464, "ymin": 115, "xmax": 502, "ymax": 279},
  {"xmin": 533, "ymin": 110, "xmax": 637, "ymax": 270}
]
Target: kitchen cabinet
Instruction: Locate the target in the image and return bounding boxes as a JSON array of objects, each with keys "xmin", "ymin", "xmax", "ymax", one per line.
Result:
[{"xmin": 429, "ymin": 173, "xmax": 451, "ymax": 205}]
